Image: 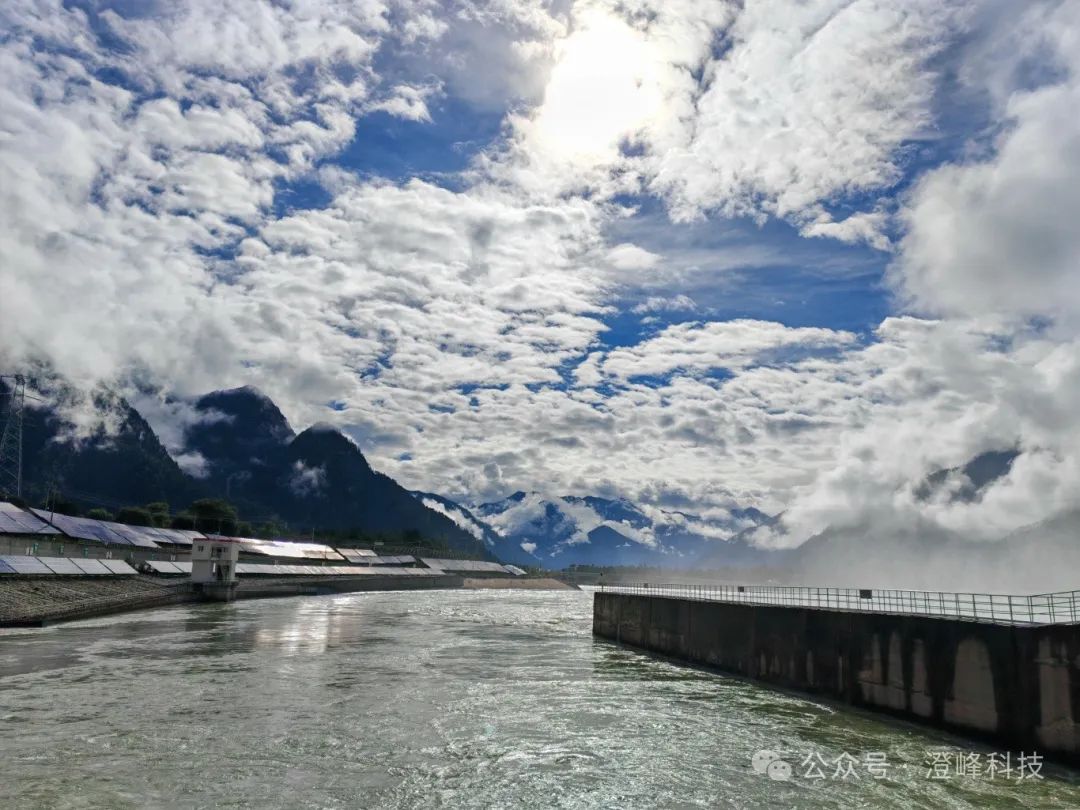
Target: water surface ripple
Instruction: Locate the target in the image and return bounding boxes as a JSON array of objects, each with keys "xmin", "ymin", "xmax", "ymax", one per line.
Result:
[{"xmin": 1, "ymin": 590, "xmax": 1078, "ymax": 808}]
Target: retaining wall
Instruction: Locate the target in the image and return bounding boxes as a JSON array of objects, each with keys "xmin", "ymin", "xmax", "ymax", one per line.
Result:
[{"xmin": 593, "ymin": 591, "xmax": 1080, "ymax": 765}]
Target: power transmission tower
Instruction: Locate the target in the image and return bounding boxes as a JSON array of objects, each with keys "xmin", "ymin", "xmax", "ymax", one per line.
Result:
[{"xmin": 0, "ymin": 374, "xmax": 27, "ymax": 499}]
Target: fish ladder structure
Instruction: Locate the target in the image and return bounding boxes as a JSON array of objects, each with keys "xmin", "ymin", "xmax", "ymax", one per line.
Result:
[{"xmin": 593, "ymin": 583, "xmax": 1080, "ymax": 766}]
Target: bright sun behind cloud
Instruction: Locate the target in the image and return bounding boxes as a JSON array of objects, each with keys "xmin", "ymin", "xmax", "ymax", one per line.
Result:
[{"xmin": 528, "ymin": 10, "xmax": 663, "ymax": 165}]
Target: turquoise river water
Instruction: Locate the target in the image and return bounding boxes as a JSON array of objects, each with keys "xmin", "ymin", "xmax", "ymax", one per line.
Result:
[{"xmin": 2, "ymin": 588, "xmax": 1079, "ymax": 809}]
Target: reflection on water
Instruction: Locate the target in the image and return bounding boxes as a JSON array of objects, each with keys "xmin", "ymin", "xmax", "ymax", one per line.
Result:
[{"xmin": 1, "ymin": 590, "xmax": 1079, "ymax": 809}]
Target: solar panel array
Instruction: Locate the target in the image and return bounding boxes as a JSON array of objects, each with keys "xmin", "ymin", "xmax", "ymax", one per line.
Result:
[
  {"xmin": 0, "ymin": 502, "xmax": 61, "ymax": 536},
  {"xmin": 336, "ymin": 548, "xmax": 379, "ymax": 563},
  {"xmin": 369, "ymin": 555, "xmax": 416, "ymax": 565},
  {"xmin": 30, "ymin": 510, "xmax": 135, "ymax": 546},
  {"xmin": 16, "ymin": 507, "xmax": 207, "ymax": 549},
  {"xmin": 0, "ymin": 555, "xmax": 136, "ymax": 576},
  {"xmin": 205, "ymin": 535, "xmax": 344, "ymax": 561},
  {"xmin": 155, "ymin": 529, "xmax": 200, "ymax": 547},
  {"xmin": 71, "ymin": 559, "xmax": 112, "ymax": 575},
  {"xmin": 1, "ymin": 555, "xmax": 53, "ymax": 574},
  {"xmin": 41, "ymin": 557, "xmax": 84, "ymax": 575},
  {"xmin": 104, "ymin": 522, "xmax": 163, "ymax": 548},
  {"xmin": 233, "ymin": 564, "xmax": 441, "ymax": 577},
  {"xmin": 420, "ymin": 558, "xmax": 514, "ymax": 574},
  {"xmin": 144, "ymin": 560, "xmax": 191, "ymax": 575},
  {"xmin": 101, "ymin": 559, "xmax": 138, "ymax": 574},
  {"xmin": 503, "ymin": 565, "xmax": 528, "ymax": 577}
]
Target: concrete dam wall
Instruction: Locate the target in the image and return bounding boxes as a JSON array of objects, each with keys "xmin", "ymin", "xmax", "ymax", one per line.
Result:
[{"xmin": 593, "ymin": 591, "xmax": 1080, "ymax": 765}]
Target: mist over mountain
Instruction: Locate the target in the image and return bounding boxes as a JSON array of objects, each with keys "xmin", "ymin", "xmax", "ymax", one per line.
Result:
[
  {"xmin": 411, "ymin": 491, "xmax": 539, "ymax": 567},
  {"xmin": 9, "ymin": 377, "xmax": 1073, "ymax": 582},
  {"xmin": 472, "ymin": 491, "xmax": 775, "ymax": 570},
  {"xmin": 6, "ymin": 382, "xmax": 490, "ymax": 557},
  {"xmin": 4, "ymin": 375, "xmax": 201, "ymax": 508}
]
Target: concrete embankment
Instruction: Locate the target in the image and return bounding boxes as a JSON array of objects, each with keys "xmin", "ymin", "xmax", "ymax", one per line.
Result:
[
  {"xmin": 0, "ymin": 574, "xmax": 466, "ymax": 627},
  {"xmin": 0, "ymin": 577, "xmax": 195, "ymax": 627},
  {"xmin": 593, "ymin": 591, "xmax": 1080, "ymax": 766}
]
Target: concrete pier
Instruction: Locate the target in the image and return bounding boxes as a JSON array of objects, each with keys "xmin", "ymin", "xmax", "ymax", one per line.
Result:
[{"xmin": 593, "ymin": 590, "xmax": 1080, "ymax": 765}]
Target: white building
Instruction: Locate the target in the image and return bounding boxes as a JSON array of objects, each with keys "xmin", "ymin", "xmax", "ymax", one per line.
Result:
[{"xmin": 191, "ymin": 538, "xmax": 239, "ymax": 590}]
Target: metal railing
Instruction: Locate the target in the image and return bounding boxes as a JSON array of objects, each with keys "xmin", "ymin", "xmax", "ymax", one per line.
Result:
[{"xmin": 598, "ymin": 583, "xmax": 1080, "ymax": 626}]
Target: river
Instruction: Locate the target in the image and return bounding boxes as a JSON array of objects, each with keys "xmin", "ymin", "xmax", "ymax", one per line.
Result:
[{"xmin": 2, "ymin": 589, "xmax": 1079, "ymax": 808}]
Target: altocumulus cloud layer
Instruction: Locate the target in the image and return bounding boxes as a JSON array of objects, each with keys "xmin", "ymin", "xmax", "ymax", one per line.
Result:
[{"xmin": 1, "ymin": 0, "xmax": 1079, "ymax": 549}]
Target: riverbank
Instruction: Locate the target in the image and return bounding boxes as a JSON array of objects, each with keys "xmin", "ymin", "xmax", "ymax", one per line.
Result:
[
  {"xmin": 1, "ymin": 572, "xmax": 543, "ymax": 627},
  {"xmin": 0, "ymin": 577, "xmax": 194, "ymax": 627}
]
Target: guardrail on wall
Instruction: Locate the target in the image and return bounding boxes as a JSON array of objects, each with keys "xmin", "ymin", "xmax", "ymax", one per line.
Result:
[{"xmin": 598, "ymin": 583, "xmax": 1080, "ymax": 626}]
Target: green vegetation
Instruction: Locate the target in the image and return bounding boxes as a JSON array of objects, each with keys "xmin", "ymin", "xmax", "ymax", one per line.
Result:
[{"xmin": 114, "ymin": 506, "xmax": 156, "ymax": 526}]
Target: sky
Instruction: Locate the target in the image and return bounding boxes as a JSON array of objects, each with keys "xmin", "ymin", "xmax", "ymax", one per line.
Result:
[{"xmin": 2, "ymin": 0, "xmax": 1079, "ymax": 549}]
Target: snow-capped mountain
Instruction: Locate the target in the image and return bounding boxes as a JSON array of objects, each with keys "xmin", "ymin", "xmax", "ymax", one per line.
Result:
[
  {"xmin": 412, "ymin": 491, "xmax": 541, "ymax": 567},
  {"xmin": 468, "ymin": 491, "xmax": 774, "ymax": 570}
]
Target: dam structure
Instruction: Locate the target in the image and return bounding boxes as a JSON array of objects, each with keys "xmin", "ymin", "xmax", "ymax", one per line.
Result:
[{"xmin": 593, "ymin": 583, "xmax": 1080, "ymax": 765}]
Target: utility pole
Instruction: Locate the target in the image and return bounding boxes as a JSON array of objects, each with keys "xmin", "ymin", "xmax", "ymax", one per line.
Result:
[{"xmin": 0, "ymin": 374, "xmax": 27, "ymax": 500}]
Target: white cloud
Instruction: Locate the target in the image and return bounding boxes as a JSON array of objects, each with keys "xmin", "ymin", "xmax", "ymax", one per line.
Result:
[
  {"xmin": 2, "ymin": 0, "xmax": 1080, "ymax": 578},
  {"xmin": 606, "ymin": 243, "xmax": 662, "ymax": 271},
  {"xmin": 600, "ymin": 320, "xmax": 857, "ymax": 380},
  {"xmin": 895, "ymin": 1, "xmax": 1080, "ymax": 325},
  {"xmin": 421, "ymin": 497, "xmax": 486, "ymax": 542},
  {"xmin": 630, "ymin": 295, "xmax": 697, "ymax": 315},
  {"xmin": 288, "ymin": 461, "xmax": 327, "ymax": 496}
]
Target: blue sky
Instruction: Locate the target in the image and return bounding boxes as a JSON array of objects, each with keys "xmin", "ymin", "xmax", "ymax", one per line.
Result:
[{"xmin": 4, "ymin": 0, "xmax": 1080, "ymax": 551}]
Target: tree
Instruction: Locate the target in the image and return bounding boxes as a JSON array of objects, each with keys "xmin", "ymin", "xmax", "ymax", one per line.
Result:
[
  {"xmin": 115, "ymin": 506, "xmax": 155, "ymax": 526},
  {"xmin": 86, "ymin": 507, "xmax": 114, "ymax": 521},
  {"xmin": 45, "ymin": 495, "xmax": 80, "ymax": 516},
  {"xmin": 255, "ymin": 520, "xmax": 285, "ymax": 538},
  {"xmin": 188, "ymin": 498, "xmax": 239, "ymax": 535},
  {"xmin": 171, "ymin": 512, "xmax": 196, "ymax": 530},
  {"xmin": 145, "ymin": 501, "xmax": 170, "ymax": 527}
]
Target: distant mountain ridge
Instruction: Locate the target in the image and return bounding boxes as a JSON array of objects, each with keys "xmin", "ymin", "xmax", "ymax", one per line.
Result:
[
  {"xmin": 180, "ymin": 387, "xmax": 493, "ymax": 556},
  {"xmin": 471, "ymin": 491, "xmax": 774, "ymax": 570},
  {"xmin": 9, "ymin": 379, "xmax": 1058, "ymax": 581}
]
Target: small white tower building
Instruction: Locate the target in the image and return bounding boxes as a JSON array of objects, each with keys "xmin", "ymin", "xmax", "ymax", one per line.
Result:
[{"xmin": 191, "ymin": 537, "xmax": 240, "ymax": 600}]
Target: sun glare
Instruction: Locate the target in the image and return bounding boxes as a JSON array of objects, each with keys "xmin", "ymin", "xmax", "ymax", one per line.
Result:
[{"xmin": 530, "ymin": 11, "xmax": 663, "ymax": 164}]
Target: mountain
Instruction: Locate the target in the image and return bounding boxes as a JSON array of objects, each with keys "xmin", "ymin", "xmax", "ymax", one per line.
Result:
[
  {"xmin": 915, "ymin": 448, "xmax": 1020, "ymax": 503},
  {"xmin": 179, "ymin": 387, "xmax": 493, "ymax": 556},
  {"xmin": 5, "ymin": 381, "xmax": 494, "ymax": 557},
  {"xmin": 184, "ymin": 385, "xmax": 295, "ymax": 483},
  {"xmin": 412, "ymin": 491, "xmax": 539, "ymax": 566},
  {"xmin": 4, "ymin": 376, "xmax": 203, "ymax": 508},
  {"xmin": 473, "ymin": 491, "xmax": 774, "ymax": 570}
]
